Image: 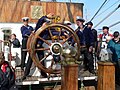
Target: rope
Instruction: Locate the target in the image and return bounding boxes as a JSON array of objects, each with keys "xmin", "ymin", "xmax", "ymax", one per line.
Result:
[
  {"xmin": 94, "ymin": 4, "xmax": 120, "ymax": 28},
  {"xmin": 95, "ymin": 0, "xmax": 120, "ymax": 18},
  {"xmin": 90, "ymin": 0, "xmax": 108, "ymax": 21},
  {"xmin": 109, "ymin": 21, "xmax": 120, "ymax": 28}
]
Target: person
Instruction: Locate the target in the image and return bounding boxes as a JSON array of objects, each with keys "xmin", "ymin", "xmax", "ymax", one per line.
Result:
[
  {"xmin": 34, "ymin": 13, "xmax": 55, "ymax": 78},
  {"xmin": 97, "ymin": 26, "xmax": 113, "ymax": 59},
  {"xmin": 35, "ymin": 13, "xmax": 54, "ymax": 31},
  {"xmin": 63, "ymin": 21, "xmax": 72, "ymax": 39},
  {"xmin": 9, "ymin": 34, "xmax": 20, "ymax": 48},
  {"xmin": 20, "ymin": 17, "xmax": 34, "ymax": 80},
  {"xmin": 75, "ymin": 16, "xmax": 95, "ymax": 74},
  {"xmin": 86, "ymin": 21, "xmax": 97, "ymax": 52},
  {"xmin": 0, "ymin": 52, "xmax": 15, "ymax": 90},
  {"xmin": 86, "ymin": 21, "xmax": 98, "ymax": 70},
  {"xmin": 107, "ymin": 31, "xmax": 120, "ymax": 83},
  {"xmin": 98, "ymin": 26, "xmax": 113, "ymax": 49},
  {"xmin": 9, "ymin": 34, "xmax": 21, "ymax": 68}
]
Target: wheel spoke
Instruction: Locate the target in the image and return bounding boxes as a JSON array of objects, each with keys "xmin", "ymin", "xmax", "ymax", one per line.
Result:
[
  {"xmin": 35, "ymin": 48, "xmax": 50, "ymax": 51},
  {"xmin": 40, "ymin": 52, "xmax": 51, "ymax": 62},
  {"xmin": 60, "ymin": 34, "xmax": 72, "ymax": 45},
  {"xmin": 37, "ymin": 36, "xmax": 51, "ymax": 46}
]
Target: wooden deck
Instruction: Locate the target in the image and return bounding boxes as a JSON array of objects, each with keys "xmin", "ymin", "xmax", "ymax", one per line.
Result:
[
  {"xmin": 14, "ymin": 64, "xmax": 120, "ymax": 90},
  {"xmin": 15, "ymin": 65, "xmax": 97, "ymax": 85}
]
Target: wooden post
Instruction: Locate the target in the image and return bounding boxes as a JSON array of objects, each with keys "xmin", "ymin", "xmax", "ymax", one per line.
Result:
[
  {"xmin": 97, "ymin": 61, "xmax": 115, "ymax": 90},
  {"xmin": 61, "ymin": 64, "xmax": 78, "ymax": 90},
  {"xmin": 85, "ymin": 86, "xmax": 95, "ymax": 90}
]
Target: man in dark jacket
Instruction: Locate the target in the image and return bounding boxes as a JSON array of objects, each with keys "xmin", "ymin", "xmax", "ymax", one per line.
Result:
[
  {"xmin": 34, "ymin": 13, "xmax": 54, "ymax": 78},
  {"xmin": 75, "ymin": 16, "xmax": 95, "ymax": 74},
  {"xmin": 20, "ymin": 17, "xmax": 34, "ymax": 80},
  {"xmin": 86, "ymin": 21, "xmax": 97, "ymax": 52}
]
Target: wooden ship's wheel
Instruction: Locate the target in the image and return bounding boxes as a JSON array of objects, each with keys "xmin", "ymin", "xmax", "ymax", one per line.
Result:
[{"xmin": 28, "ymin": 23, "xmax": 80, "ymax": 74}]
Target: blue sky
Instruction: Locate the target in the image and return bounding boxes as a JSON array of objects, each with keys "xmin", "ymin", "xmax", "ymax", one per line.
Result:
[{"xmin": 43, "ymin": 0, "xmax": 120, "ymax": 33}]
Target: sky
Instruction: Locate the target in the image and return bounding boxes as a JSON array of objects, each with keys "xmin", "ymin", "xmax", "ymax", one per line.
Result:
[{"xmin": 42, "ymin": 0, "xmax": 120, "ymax": 33}]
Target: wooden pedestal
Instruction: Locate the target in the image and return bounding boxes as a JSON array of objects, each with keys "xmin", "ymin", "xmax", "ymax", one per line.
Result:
[
  {"xmin": 85, "ymin": 86, "xmax": 95, "ymax": 90},
  {"xmin": 61, "ymin": 64, "xmax": 78, "ymax": 90},
  {"xmin": 97, "ymin": 61, "xmax": 115, "ymax": 90},
  {"xmin": 44, "ymin": 86, "xmax": 53, "ymax": 90}
]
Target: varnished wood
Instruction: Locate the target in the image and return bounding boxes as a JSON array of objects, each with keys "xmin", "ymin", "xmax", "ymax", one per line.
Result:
[
  {"xmin": 61, "ymin": 64, "xmax": 78, "ymax": 90},
  {"xmin": 97, "ymin": 61, "xmax": 115, "ymax": 90},
  {"xmin": 0, "ymin": 0, "xmax": 83, "ymax": 23},
  {"xmin": 85, "ymin": 86, "xmax": 95, "ymax": 90}
]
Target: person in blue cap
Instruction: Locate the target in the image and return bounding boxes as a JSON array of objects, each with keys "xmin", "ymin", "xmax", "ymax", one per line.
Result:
[
  {"xmin": 20, "ymin": 17, "xmax": 34, "ymax": 73},
  {"xmin": 75, "ymin": 16, "xmax": 95, "ymax": 74}
]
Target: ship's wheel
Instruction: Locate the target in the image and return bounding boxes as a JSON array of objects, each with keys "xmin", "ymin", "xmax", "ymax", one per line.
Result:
[{"xmin": 28, "ymin": 23, "xmax": 80, "ymax": 74}]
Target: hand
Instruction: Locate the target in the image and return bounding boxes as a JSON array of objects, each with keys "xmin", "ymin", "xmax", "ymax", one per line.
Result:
[
  {"xmin": 9, "ymin": 40, "xmax": 11, "ymax": 43},
  {"xmin": 42, "ymin": 22, "xmax": 47, "ymax": 27},
  {"xmin": 25, "ymin": 34, "xmax": 29, "ymax": 37},
  {"xmin": 46, "ymin": 13, "xmax": 54, "ymax": 18}
]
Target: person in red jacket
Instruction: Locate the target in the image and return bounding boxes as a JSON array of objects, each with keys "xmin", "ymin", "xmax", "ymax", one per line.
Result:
[
  {"xmin": 0, "ymin": 52, "xmax": 15, "ymax": 90},
  {"xmin": 98, "ymin": 26, "xmax": 113, "ymax": 49},
  {"xmin": 97, "ymin": 26, "xmax": 113, "ymax": 60}
]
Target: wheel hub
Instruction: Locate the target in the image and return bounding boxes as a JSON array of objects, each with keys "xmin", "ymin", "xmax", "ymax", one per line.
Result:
[{"xmin": 50, "ymin": 42, "xmax": 63, "ymax": 55}]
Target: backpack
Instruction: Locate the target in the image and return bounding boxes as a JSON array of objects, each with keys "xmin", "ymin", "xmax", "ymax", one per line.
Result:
[{"xmin": 1, "ymin": 61, "xmax": 15, "ymax": 88}]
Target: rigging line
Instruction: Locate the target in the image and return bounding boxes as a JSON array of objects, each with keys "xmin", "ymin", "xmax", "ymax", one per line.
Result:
[
  {"xmin": 90, "ymin": 0, "xmax": 108, "ymax": 21},
  {"xmin": 101, "ymin": 0, "xmax": 111, "ymax": 8},
  {"xmin": 109, "ymin": 21, "xmax": 120, "ymax": 28},
  {"xmin": 94, "ymin": 4, "xmax": 120, "ymax": 28},
  {"xmin": 95, "ymin": 0, "xmax": 120, "ymax": 18}
]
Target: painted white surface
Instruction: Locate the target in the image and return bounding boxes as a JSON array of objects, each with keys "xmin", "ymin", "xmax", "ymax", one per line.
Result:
[
  {"xmin": 0, "ymin": 30, "xmax": 4, "ymax": 52},
  {"xmin": 0, "ymin": 23, "xmax": 36, "ymax": 44},
  {"xmin": 0, "ymin": 23, "xmax": 36, "ymax": 65}
]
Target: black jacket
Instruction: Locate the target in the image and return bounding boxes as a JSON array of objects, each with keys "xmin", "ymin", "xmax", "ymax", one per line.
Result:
[
  {"xmin": 11, "ymin": 38, "xmax": 20, "ymax": 48},
  {"xmin": 35, "ymin": 16, "xmax": 48, "ymax": 32},
  {"xmin": 91, "ymin": 29, "xmax": 97, "ymax": 42},
  {"xmin": 76, "ymin": 26, "xmax": 94, "ymax": 47}
]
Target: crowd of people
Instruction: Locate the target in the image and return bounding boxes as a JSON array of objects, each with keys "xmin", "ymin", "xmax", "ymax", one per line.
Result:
[{"xmin": 0, "ymin": 13, "xmax": 120, "ymax": 89}]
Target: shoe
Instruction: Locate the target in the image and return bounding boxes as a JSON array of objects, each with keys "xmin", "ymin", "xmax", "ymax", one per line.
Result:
[
  {"xmin": 83, "ymin": 67, "xmax": 88, "ymax": 71},
  {"xmin": 89, "ymin": 70, "xmax": 95, "ymax": 74},
  {"xmin": 41, "ymin": 72, "xmax": 48, "ymax": 78},
  {"xmin": 40, "ymin": 75, "xmax": 48, "ymax": 78},
  {"xmin": 21, "ymin": 67, "xmax": 24, "ymax": 71},
  {"xmin": 26, "ymin": 75, "xmax": 32, "ymax": 77},
  {"xmin": 83, "ymin": 68, "xmax": 88, "ymax": 71},
  {"xmin": 21, "ymin": 76, "xmax": 26, "ymax": 81},
  {"xmin": 16, "ymin": 64, "xmax": 21, "ymax": 67}
]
